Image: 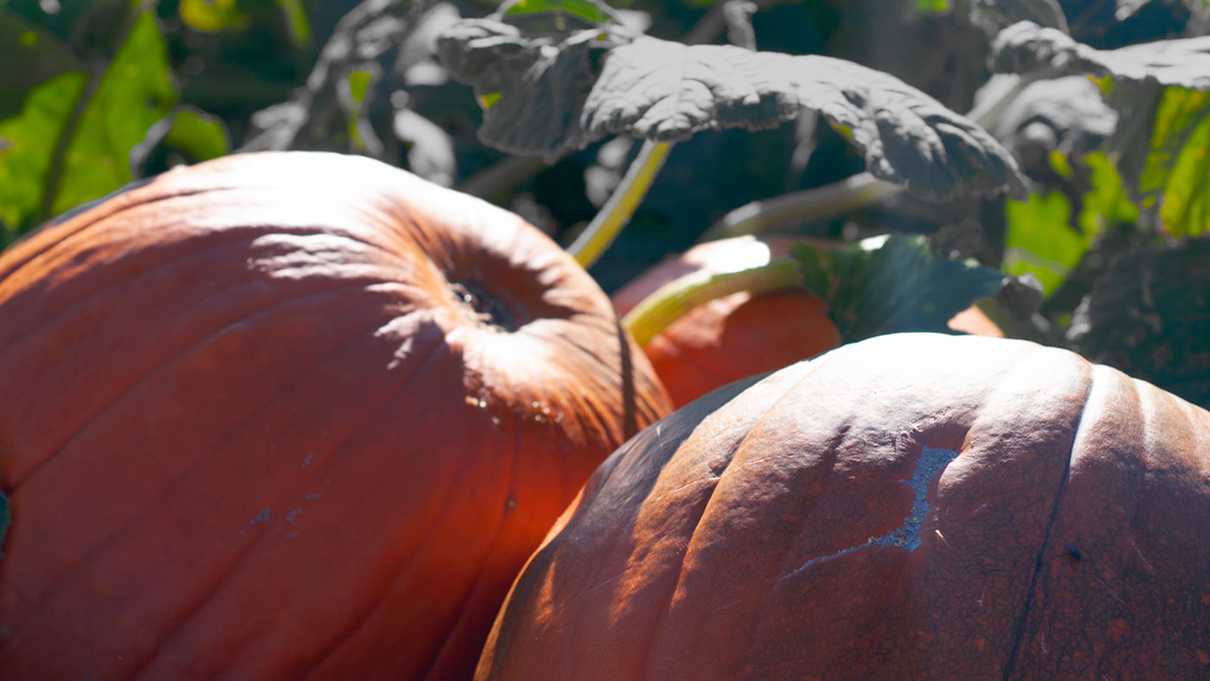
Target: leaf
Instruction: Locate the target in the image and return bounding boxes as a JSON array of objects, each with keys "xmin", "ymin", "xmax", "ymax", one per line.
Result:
[
  {"xmin": 50, "ymin": 10, "xmax": 176, "ymax": 217},
  {"xmin": 0, "ymin": 11, "xmax": 80, "ymax": 119},
  {"xmin": 992, "ymin": 22, "xmax": 1210, "ymax": 236},
  {"xmin": 1070, "ymin": 237, "xmax": 1210, "ymax": 408},
  {"xmin": 438, "ymin": 19, "xmax": 1028, "ymax": 201},
  {"xmin": 970, "ymin": 0, "xmax": 1068, "ymax": 34},
  {"xmin": 1003, "ymin": 191, "xmax": 1080, "ymax": 296},
  {"xmin": 915, "ymin": 0, "xmax": 953, "ymax": 14},
  {"xmin": 179, "ymin": 0, "xmax": 252, "ymax": 33},
  {"xmin": 792, "ymin": 235, "xmax": 1007, "ymax": 342},
  {"xmin": 991, "ymin": 21, "xmax": 1210, "ymax": 89},
  {"xmin": 1001, "ymin": 151, "xmax": 1135, "ymax": 300},
  {"xmin": 275, "ymin": 0, "xmax": 311, "ymax": 48},
  {"xmin": 162, "ymin": 107, "xmax": 230, "ymax": 162},
  {"xmin": 501, "ymin": 0, "xmax": 614, "ymax": 26},
  {"xmin": 0, "ymin": 72, "xmax": 85, "ymax": 241}
]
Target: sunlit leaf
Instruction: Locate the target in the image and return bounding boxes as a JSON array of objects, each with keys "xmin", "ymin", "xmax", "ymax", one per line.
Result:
[
  {"xmin": 793, "ymin": 235, "xmax": 1006, "ymax": 342},
  {"xmin": 51, "ymin": 11, "xmax": 176, "ymax": 216},
  {"xmin": 179, "ymin": 0, "xmax": 251, "ymax": 33},
  {"xmin": 1003, "ymin": 191, "xmax": 1080, "ymax": 297},
  {"xmin": 0, "ymin": 72, "xmax": 85, "ymax": 239},
  {"xmin": 164, "ymin": 106, "xmax": 230, "ymax": 161}
]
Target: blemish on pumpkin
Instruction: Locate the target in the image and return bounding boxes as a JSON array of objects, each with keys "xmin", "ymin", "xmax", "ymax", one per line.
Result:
[
  {"xmin": 0, "ymin": 491, "xmax": 9, "ymax": 558},
  {"xmin": 505, "ymin": 497, "xmax": 517, "ymax": 511},
  {"xmin": 1107, "ymin": 618, "xmax": 1130, "ymax": 643},
  {"xmin": 782, "ymin": 447, "xmax": 957, "ymax": 579}
]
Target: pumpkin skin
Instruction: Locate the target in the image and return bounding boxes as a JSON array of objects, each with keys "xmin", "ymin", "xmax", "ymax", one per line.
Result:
[
  {"xmin": 477, "ymin": 333, "xmax": 1210, "ymax": 681},
  {"xmin": 0, "ymin": 152, "xmax": 671, "ymax": 679},
  {"xmin": 611, "ymin": 237, "xmax": 841, "ymax": 407}
]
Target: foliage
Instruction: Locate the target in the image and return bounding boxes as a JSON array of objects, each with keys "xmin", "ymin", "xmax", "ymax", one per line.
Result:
[{"xmin": 0, "ymin": 0, "xmax": 1207, "ymax": 405}]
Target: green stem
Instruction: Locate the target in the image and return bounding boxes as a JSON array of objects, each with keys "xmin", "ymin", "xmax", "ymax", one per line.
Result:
[
  {"xmin": 569, "ymin": 140, "xmax": 672, "ymax": 269},
  {"xmin": 702, "ymin": 173, "xmax": 898, "ymax": 240},
  {"xmin": 700, "ymin": 74, "xmax": 1034, "ymax": 243},
  {"xmin": 622, "ymin": 257, "xmax": 803, "ymax": 346},
  {"xmin": 458, "ymin": 156, "xmax": 549, "ymax": 200}
]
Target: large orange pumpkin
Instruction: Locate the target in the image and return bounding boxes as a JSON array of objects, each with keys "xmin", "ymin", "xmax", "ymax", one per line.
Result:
[
  {"xmin": 612, "ymin": 237, "xmax": 841, "ymax": 407},
  {"xmin": 0, "ymin": 152, "xmax": 671, "ymax": 679},
  {"xmin": 477, "ymin": 333, "xmax": 1210, "ymax": 680}
]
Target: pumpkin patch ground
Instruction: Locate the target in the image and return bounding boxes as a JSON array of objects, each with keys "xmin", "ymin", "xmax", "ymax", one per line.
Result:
[{"xmin": 2, "ymin": 1, "xmax": 1210, "ymax": 679}]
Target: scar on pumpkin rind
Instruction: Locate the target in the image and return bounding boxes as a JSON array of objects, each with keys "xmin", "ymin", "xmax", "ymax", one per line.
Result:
[{"xmin": 780, "ymin": 446, "xmax": 959, "ymax": 581}]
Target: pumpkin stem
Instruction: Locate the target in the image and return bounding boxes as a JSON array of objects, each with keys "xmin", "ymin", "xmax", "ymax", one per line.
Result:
[
  {"xmin": 621, "ymin": 257, "xmax": 804, "ymax": 347},
  {"xmin": 449, "ymin": 280, "xmax": 517, "ymax": 332},
  {"xmin": 568, "ymin": 140, "xmax": 673, "ymax": 270}
]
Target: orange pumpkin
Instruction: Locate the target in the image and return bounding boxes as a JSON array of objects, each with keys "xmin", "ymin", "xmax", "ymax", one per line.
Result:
[
  {"xmin": 0, "ymin": 152, "xmax": 671, "ymax": 679},
  {"xmin": 614, "ymin": 236, "xmax": 1003, "ymax": 407},
  {"xmin": 478, "ymin": 333, "xmax": 1210, "ymax": 680},
  {"xmin": 612, "ymin": 237, "xmax": 840, "ymax": 407}
]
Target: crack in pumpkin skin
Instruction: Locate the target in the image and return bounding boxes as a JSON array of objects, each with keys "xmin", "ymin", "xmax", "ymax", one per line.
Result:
[
  {"xmin": 779, "ymin": 447, "xmax": 959, "ymax": 582},
  {"xmin": 0, "ymin": 152, "xmax": 672, "ymax": 680},
  {"xmin": 1001, "ymin": 370, "xmax": 1096, "ymax": 680}
]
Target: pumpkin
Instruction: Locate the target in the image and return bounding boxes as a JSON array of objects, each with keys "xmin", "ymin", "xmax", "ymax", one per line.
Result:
[
  {"xmin": 613, "ymin": 236, "xmax": 1002, "ymax": 408},
  {"xmin": 0, "ymin": 152, "xmax": 671, "ymax": 679},
  {"xmin": 612, "ymin": 237, "xmax": 840, "ymax": 407},
  {"xmin": 477, "ymin": 333, "xmax": 1210, "ymax": 680}
]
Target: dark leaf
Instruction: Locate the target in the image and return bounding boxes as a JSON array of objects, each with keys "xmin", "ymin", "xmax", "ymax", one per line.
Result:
[
  {"xmin": 792, "ymin": 235, "xmax": 1007, "ymax": 342},
  {"xmin": 0, "ymin": 11, "xmax": 79, "ymax": 119},
  {"xmin": 991, "ymin": 20, "xmax": 1210, "ymax": 88},
  {"xmin": 1070, "ymin": 236, "xmax": 1210, "ymax": 408},
  {"xmin": 971, "ymin": 0, "xmax": 1069, "ymax": 34},
  {"xmin": 438, "ymin": 19, "xmax": 1027, "ymax": 201}
]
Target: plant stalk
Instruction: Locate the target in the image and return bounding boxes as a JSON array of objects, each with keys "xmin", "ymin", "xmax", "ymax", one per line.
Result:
[
  {"xmin": 568, "ymin": 140, "xmax": 672, "ymax": 269},
  {"xmin": 622, "ymin": 257, "xmax": 803, "ymax": 346},
  {"xmin": 702, "ymin": 73, "xmax": 1035, "ymax": 242}
]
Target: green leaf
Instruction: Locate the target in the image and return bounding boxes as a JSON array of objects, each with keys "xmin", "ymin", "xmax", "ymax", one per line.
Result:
[
  {"xmin": 163, "ymin": 107, "xmax": 230, "ymax": 161},
  {"xmin": 50, "ymin": 10, "xmax": 176, "ymax": 217},
  {"xmin": 1079, "ymin": 151, "xmax": 1137, "ymax": 235},
  {"xmin": 275, "ymin": 0, "xmax": 311, "ymax": 48},
  {"xmin": 793, "ymin": 235, "xmax": 1006, "ymax": 342},
  {"xmin": 914, "ymin": 0, "xmax": 952, "ymax": 14},
  {"xmin": 502, "ymin": 0, "xmax": 614, "ymax": 25},
  {"xmin": 179, "ymin": 0, "xmax": 252, "ymax": 32},
  {"xmin": 1137, "ymin": 89, "xmax": 1210, "ymax": 236},
  {"xmin": 343, "ymin": 68, "xmax": 377, "ymax": 153},
  {"xmin": 0, "ymin": 71, "xmax": 85, "ymax": 240},
  {"xmin": 1003, "ymin": 191, "xmax": 1081, "ymax": 297}
]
